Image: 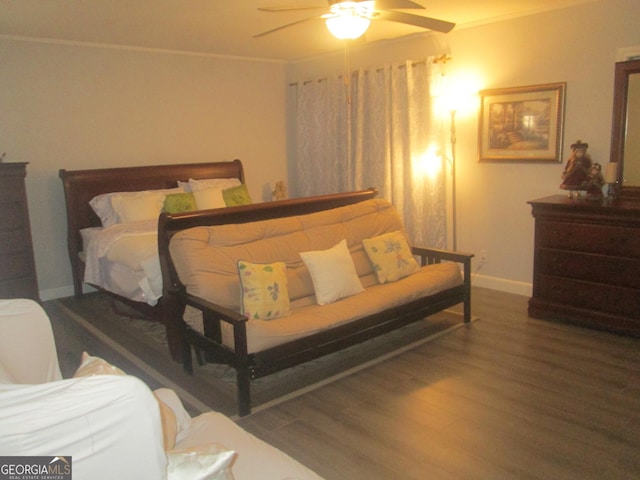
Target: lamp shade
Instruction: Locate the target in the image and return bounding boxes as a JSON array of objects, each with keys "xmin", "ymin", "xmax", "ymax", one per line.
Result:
[{"xmin": 325, "ymin": 12, "xmax": 370, "ymax": 39}]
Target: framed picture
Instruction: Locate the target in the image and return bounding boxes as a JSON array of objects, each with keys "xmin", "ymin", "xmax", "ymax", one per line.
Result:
[{"xmin": 478, "ymin": 82, "xmax": 566, "ymax": 162}]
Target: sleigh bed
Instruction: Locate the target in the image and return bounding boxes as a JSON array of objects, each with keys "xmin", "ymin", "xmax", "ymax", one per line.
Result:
[{"xmin": 59, "ymin": 159, "xmax": 246, "ymax": 319}]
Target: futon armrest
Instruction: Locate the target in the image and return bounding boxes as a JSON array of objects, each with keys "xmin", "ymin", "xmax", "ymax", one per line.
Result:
[
  {"xmin": 178, "ymin": 290, "xmax": 248, "ymax": 326},
  {"xmin": 411, "ymin": 246, "xmax": 474, "ymax": 266},
  {"xmin": 412, "ymin": 246, "xmax": 474, "ymax": 323}
]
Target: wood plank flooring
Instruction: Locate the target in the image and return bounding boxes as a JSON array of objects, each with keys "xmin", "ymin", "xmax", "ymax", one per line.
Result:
[{"xmin": 235, "ymin": 287, "xmax": 640, "ymax": 480}]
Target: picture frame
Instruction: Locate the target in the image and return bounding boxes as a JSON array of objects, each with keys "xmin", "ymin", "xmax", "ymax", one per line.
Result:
[{"xmin": 478, "ymin": 82, "xmax": 566, "ymax": 163}]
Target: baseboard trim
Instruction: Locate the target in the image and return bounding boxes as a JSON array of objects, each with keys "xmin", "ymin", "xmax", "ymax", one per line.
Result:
[
  {"xmin": 40, "ymin": 284, "xmax": 96, "ymax": 302},
  {"xmin": 472, "ymin": 274, "xmax": 532, "ymax": 297}
]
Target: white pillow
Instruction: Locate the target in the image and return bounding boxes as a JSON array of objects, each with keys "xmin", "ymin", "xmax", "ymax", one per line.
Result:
[
  {"xmin": 188, "ymin": 177, "xmax": 241, "ymax": 193},
  {"xmin": 90, "ymin": 187, "xmax": 182, "ymax": 227},
  {"xmin": 299, "ymin": 239, "xmax": 364, "ymax": 305},
  {"xmin": 167, "ymin": 444, "xmax": 236, "ymax": 480},
  {"xmin": 110, "ymin": 191, "xmax": 165, "ymax": 224},
  {"xmin": 193, "ymin": 187, "xmax": 226, "ymax": 210}
]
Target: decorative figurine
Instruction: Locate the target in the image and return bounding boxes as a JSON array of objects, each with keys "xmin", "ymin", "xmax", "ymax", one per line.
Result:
[
  {"xmin": 272, "ymin": 180, "xmax": 287, "ymax": 201},
  {"xmin": 585, "ymin": 162, "xmax": 605, "ymax": 199},
  {"xmin": 560, "ymin": 140, "xmax": 592, "ymax": 197}
]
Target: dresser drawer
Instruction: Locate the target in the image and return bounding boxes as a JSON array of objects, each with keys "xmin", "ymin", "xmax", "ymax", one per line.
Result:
[
  {"xmin": 0, "ymin": 203, "xmax": 26, "ymax": 231},
  {"xmin": 0, "ymin": 252, "xmax": 32, "ymax": 281},
  {"xmin": 537, "ymin": 248, "xmax": 640, "ymax": 289},
  {"xmin": 0, "ymin": 178, "xmax": 23, "ymax": 203},
  {"xmin": 529, "ymin": 195, "xmax": 640, "ymax": 333},
  {"xmin": 537, "ymin": 220, "xmax": 640, "ymax": 259},
  {"xmin": 0, "ymin": 229, "xmax": 29, "ymax": 254},
  {"xmin": 0, "ymin": 276, "xmax": 38, "ymax": 299},
  {"xmin": 0, "ymin": 163, "xmax": 38, "ymax": 301},
  {"xmin": 535, "ymin": 275, "xmax": 640, "ymax": 319}
]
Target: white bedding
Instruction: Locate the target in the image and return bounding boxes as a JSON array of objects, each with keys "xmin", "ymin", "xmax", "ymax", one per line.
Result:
[
  {"xmin": 80, "ymin": 177, "xmax": 244, "ymax": 306},
  {"xmin": 82, "ymin": 220, "xmax": 162, "ymax": 305}
]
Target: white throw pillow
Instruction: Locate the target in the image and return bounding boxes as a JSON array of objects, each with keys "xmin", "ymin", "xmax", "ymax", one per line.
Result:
[
  {"xmin": 299, "ymin": 239, "xmax": 364, "ymax": 305},
  {"xmin": 193, "ymin": 187, "xmax": 226, "ymax": 210},
  {"xmin": 167, "ymin": 444, "xmax": 236, "ymax": 480},
  {"xmin": 188, "ymin": 177, "xmax": 241, "ymax": 192},
  {"xmin": 90, "ymin": 187, "xmax": 182, "ymax": 227},
  {"xmin": 110, "ymin": 191, "xmax": 165, "ymax": 224}
]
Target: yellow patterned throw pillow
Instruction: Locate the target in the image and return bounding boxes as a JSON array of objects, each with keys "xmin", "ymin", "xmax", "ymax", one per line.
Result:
[
  {"xmin": 238, "ymin": 260, "xmax": 290, "ymax": 320},
  {"xmin": 362, "ymin": 230, "xmax": 419, "ymax": 284}
]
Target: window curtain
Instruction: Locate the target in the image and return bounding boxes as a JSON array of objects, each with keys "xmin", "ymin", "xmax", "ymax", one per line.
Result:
[{"xmin": 292, "ymin": 59, "xmax": 445, "ymax": 248}]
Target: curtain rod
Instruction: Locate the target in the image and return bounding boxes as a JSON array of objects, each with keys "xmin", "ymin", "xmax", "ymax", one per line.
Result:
[{"xmin": 288, "ymin": 56, "xmax": 448, "ymax": 87}]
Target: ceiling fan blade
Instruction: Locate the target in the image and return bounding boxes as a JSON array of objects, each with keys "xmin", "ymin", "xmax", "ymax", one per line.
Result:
[
  {"xmin": 376, "ymin": 10, "xmax": 455, "ymax": 33},
  {"xmin": 375, "ymin": 0, "xmax": 425, "ymax": 9},
  {"xmin": 254, "ymin": 15, "xmax": 322, "ymax": 38},
  {"xmin": 258, "ymin": 6, "xmax": 327, "ymax": 12}
]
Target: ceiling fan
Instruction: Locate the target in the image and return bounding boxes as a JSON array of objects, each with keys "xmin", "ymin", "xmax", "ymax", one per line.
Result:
[{"xmin": 254, "ymin": 0, "xmax": 455, "ymax": 40}]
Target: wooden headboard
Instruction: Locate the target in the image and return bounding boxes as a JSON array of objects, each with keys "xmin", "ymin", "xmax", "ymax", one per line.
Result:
[{"xmin": 59, "ymin": 159, "xmax": 245, "ymax": 297}]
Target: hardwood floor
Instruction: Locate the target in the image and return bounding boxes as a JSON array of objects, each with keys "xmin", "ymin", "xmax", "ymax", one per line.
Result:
[{"xmin": 236, "ymin": 287, "xmax": 640, "ymax": 480}]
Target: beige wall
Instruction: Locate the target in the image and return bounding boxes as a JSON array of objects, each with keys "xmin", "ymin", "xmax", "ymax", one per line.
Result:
[
  {"xmin": 287, "ymin": 0, "xmax": 640, "ymax": 295},
  {"xmin": 3, "ymin": 0, "xmax": 638, "ymax": 300},
  {"xmin": 0, "ymin": 39, "xmax": 288, "ymax": 299}
]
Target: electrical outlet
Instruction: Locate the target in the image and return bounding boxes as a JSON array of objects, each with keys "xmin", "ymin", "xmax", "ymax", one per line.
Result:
[{"xmin": 479, "ymin": 249, "xmax": 488, "ymax": 264}]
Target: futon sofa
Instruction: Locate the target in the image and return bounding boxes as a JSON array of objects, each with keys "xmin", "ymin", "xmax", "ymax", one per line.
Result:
[
  {"xmin": 161, "ymin": 192, "xmax": 473, "ymax": 416},
  {"xmin": 0, "ymin": 298, "xmax": 323, "ymax": 480}
]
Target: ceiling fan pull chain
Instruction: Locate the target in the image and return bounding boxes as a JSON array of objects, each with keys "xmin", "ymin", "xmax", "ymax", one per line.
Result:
[{"xmin": 344, "ymin": 41, "xmax": 353, "ymax": 105}]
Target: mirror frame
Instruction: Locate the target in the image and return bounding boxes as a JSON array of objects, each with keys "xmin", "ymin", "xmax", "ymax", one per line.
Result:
[{"xmin": 610, "ymin": 59, "xmax": 640, "ymax": 200}]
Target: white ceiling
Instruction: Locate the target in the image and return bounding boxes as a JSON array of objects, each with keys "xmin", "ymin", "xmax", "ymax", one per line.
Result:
[{"xmin": 0, "ymin": 0, "xmax": 594, "ymax": 61}]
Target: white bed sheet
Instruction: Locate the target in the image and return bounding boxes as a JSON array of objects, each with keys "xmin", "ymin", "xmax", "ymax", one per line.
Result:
[{"xmin": 82, "ymin": 220, "xmax": 162, "ymax": 306}]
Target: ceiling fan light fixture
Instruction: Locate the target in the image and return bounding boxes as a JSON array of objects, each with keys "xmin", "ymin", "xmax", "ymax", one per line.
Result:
[
  {"xmin": 325, "ymin": 13, "xmax": 370, "ymax": 39},
  {"xmin": 325, "ymin": 1, "xmax": 373, "ymax": 40}
]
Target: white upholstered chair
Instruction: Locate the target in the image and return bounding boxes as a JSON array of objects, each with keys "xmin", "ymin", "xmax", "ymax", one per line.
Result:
[{"xmin": 0, "ymin": 299, "xmax": 323, "ymax": 480}]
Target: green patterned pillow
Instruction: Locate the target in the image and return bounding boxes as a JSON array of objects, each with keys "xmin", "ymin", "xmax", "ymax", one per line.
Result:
[
  {"xmin": 238, "ymin": 260, "xmax": 290, "ymax": 320},
  {"xmin": 222, "ymin": 184, "xmax": 252, "ymax": 206},
  {"xmin": 362, "ymin": 230, "xmax": 419, "ymax": 284},
  {"xmin": 163, "ymin": 192, "xmax": 197, "ymax": 214}
]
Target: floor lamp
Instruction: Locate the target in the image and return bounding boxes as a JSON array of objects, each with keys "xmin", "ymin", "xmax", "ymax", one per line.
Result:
[{"xmin": 449, "ymin": 108, "xmax": 458, "ymax": 251}]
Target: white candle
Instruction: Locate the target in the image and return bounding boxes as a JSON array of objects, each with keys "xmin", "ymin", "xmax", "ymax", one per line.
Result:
[{"xmin": 605, "ymin": 162, "xmax": 618, "ymax": 183}]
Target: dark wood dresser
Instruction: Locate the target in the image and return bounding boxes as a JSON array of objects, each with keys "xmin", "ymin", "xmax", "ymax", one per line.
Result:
[
  {"xmin": 528, "ymin": 195, "xmax": 640, "ymax": 336},
  {"xmin": 0, "ymin": 162, "xmax": 39, "ymax": 301}
]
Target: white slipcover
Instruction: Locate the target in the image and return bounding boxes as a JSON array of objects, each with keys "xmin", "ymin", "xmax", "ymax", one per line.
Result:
[
  {"xmin": 0, "ymin": 376, "xmax": 168, "ymax": 479},
  {"xmin": 0, "ymin": 299, "xmax": 167, "ymax": 480},
  {"xmin": 156, "ymin": 389, "xmax": 324, "ymax": 480},
  {"xmin": 0, "ymin": 299, "xmax": 324, "ymax": 480},
  {"xmin": 0, "ymin": 298, "xmax": 62, "ymax": 383}
]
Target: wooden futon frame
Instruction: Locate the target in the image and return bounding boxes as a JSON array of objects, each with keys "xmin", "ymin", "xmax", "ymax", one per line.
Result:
[{"xmin": 158, "ymin": 189, "xmax": 473, "ymax": 416}]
